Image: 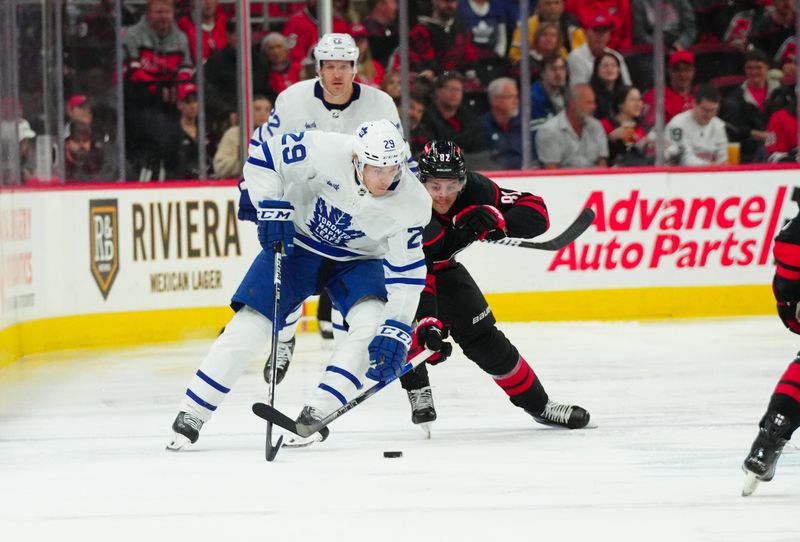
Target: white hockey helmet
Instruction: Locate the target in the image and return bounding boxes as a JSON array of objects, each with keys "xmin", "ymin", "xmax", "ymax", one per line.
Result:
[
  {"xmin": 354, "ymin": 119, "xmax": 407, "ymax": 180},
  {"xmin": 314, "ymin": 33, "xmax": 359, "ymax": 73}
]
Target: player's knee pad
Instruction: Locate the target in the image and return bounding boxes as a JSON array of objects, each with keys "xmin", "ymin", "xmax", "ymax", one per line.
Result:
[
  {"xmin": 459, "ymin": 326, "xmax": 518, "ymax": 375},
  {"xmin": 214, "ymin": 306, "xmax": 272, "ymax": 358}
]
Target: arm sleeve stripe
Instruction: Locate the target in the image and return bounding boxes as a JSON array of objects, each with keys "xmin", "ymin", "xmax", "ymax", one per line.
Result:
[
  {"xmin": 246, "ymin": 156, "xmax": 275, "ymax": 170},
  {"xmin": 423, "ymin": 228, "xmax": 446, "ymax": 247},
  {"xmin": 250, "ymin": 139, "xmax": 260, "ymax": 147},
  {"xmin": 385, "ymin": 278, "xmax": 427, "ymax": 285},
  {"xmin": 258, "ymin": 125, "xmax": 263, "ymax": 142},
  {"xmin": 383, "ymin": 258, "xmax": 426, "ymax": 272}
]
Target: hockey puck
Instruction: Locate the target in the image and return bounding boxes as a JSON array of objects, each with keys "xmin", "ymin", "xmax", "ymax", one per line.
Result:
[{"xmin": 383, "ymin": 451, "xmax": 403, "ymax": 458}]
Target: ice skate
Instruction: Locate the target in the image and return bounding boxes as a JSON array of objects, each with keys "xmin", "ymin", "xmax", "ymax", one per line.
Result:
[
  {"xmin": 319, "ymin": 320, "xmax": 334, "ymax": 350},
  {"xmin": 282, "ymin": 406, "xmax": 331, "ymax": 448},
  {"xmin": 741, "ymin": 411, "xmax": 790, "ymax": 496},
  {"xmin": 407, "ymin": 386, "xmax": 437, "ymax": 438},
  {"xmin": 166, "ymin": 411, "xmax": 204, "ymax": 451},
  {"xmin": 530, "ymin": 400, "xmax": 590, "ymax": 429},
  {"xmin": 263, "ymin": 337, "xmax": 296, "ymax": 384}
]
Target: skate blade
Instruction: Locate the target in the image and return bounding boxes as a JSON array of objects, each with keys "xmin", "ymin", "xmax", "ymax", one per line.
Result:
[
  {"xmin": 166, "ymin": 433, "xmax": 190, "ymax": 451},
  {"xmin": 282, "ymin": 432, "xmax": 325, "ymax": 448},
  {"xmin": 417, "ymin": 422, "xmax": 433, "ymax": 439},
  {"xmin": 741, "ymin": 471, "xmax": 760, "ymax": 497}
]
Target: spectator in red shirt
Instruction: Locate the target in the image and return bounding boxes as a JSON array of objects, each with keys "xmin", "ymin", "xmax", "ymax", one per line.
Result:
[
  {"xmin": 283, "ymin": 0, "xmax": 351, "ymax": 63},
  {"xmin": 352, "ymin": 23, "xmax": 385, "ymax": 87},
  {"xmin": 257, "ymin": 33, "xmax": 302, "ymax": 95},
  {"xmin": 565, "ymin": 0, "xmax": 633, "ymax": 50},
  {"xmin": 766, "ymin": 90, "xmax": 798, "ymax": 162},
  {"xmin": 417, "ymin": 71, "xmax": 486, "ymax": 154},
  {"xmin": 601, "ymin": 85, "xmax": 653, "ymax": 166},
  {"xmin": 123, "ymin": 0, "xmax": 194, "ymax": 180},
  {"xmin": 176, "ymin": 0, "xmax": 228, "ymax": 63},
  {"xmin": 408, "ymin": 0, "xmax": 479, "ymax": 80},
  {"xmin": 642, "ymin": 49, "xmax": 695, "ymax": 128}
]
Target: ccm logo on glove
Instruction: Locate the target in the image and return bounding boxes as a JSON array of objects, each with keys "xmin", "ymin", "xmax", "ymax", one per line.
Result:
[{"xmin": 257, "ymin": 208, "xmax": 294, "ymax": 221}]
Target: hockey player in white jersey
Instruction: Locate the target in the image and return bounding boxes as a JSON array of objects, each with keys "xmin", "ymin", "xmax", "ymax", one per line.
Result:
[
  {"xmin": 237, "ymin": 33, "xmax": 439, "ymax": 433},
  {"xmin": 167, "ymin": 120, "xmax": 431, "ymax": 450},
  {"xmin": 239, "ymin": 32, "xmax": 403, "ymax": 374}
]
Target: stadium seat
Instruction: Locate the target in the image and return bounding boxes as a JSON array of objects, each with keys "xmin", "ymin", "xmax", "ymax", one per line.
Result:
[
  {"xmin": 689, "ymin": 43, "xmax": 745, "ymax": 84},
  {"xmin": 620, "ymin": 44, "xmax": 655, "ymax": 91},
  {"xmin": 464, "ymin": 91, "xmax": 490, "ymax": 116},
  {"xmin": 710, "ymin": 74, "xmax": 746, "ymax": 99},
  {"xmin": 472, "ymin": 57, "xmax": 511, "ymax": 87}
]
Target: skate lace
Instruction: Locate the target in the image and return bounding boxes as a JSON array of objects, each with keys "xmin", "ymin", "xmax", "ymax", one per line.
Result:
[
  {"xmin": 409, "ymin": 387, "xmax": 434, "ymax": 411},
  {"xmin": 541, "ymin": 401, "xmax": 572, "ymax": 424},
  {"xmin": 275, "ymin": 341, "xmax": 293, "ymax": 370},
  {"xmin": 180, "ymin": 412, "xmax": 204, "ymax": 431}
]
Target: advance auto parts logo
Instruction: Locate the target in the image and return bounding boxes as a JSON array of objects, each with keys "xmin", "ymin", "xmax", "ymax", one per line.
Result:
[{"xmin": 90, "ymin": 199, "xmax": 119, "ymax": 299}]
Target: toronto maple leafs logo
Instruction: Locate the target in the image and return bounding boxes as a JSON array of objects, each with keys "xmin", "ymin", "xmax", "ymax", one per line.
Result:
[{"xmin": 308, "ymin": 198, "xmax": 366, "ymax": 246}]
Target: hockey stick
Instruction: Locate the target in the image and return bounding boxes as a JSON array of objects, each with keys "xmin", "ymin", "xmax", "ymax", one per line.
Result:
[
  {"xmin": 252, "ymin": 348, "xmax": 435, "ymax": 438},
  {"xmin": 264, "ymin": 242, "xmax": 285, "ymax": 461},
  {"xmin": 487, "ymin": 207, "xmax": 596, "ymax": 251}
]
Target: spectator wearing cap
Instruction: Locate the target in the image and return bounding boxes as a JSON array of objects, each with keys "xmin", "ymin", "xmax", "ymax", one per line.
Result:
[
  {"xmin": 352, "ymin": 24, "xmax": 385, "ymax": 87},
  {"xmin": 417, "ymin": 71, "xmax": 486, "ymax": 155},
  {"xmin": 66, "ymin": 95, "xmax": 92, "ymax": 127},
  {"xmin": 408, "ymin": 0, "xmax": 479, "ymax": 79},
  {"xmin": 565, "ymin": 0, "xmax": 633, "ymax": 50},
  {"xmin": 176, "ymin": 0, "xmax": 228, "ymax": 63},
  {"xmin": 256, "ymin": 33, "xmax": 302, "ymax": 95},
  {"xmin": 720, "ymin": 48, "xmax": 781, "ymax": 163},
  {"xmin": 165, "ymin": 84, "xmax": 212, "ymax": 179},
  {"xmin": 123, "ymin": 0, "xmax": 194, "ymax": 179},
  {"xmin": 458, "ymin": 0, "xmax": 509, "ymax": 59},
  {"xmin": 65, "ymin": 121, "xmax": 116, "ymax": 182},
  {"xmin": 536, "ymin": 83, "xmax": 609, "ymax": 169},
  {"xmin": 509, "ymin": 0, "xmax": 585, "ymax": 64},
  {"xmin": 362, "ymin": 0, "xmax": 399, "ymax": 67},
  {"xmin": 665, "ymin": 84, "xmax": 728, "ymax": 166},
  {"xmin": 566, "ymin": 14, "xmax": 631, "ymax": 86},
  {"xmin": 283, "ymin": 0, "xmax": 351, "ymax": 64},
  {"xmin": 631, "ymin": 0, "xmax": 696, "ymax": 51},
  {"xmin": 213, "ymin": 94, "xmax": 272, "ymax": 179},
  {"xmin": 480, "ymin": 77, "xmax": 537, "ymax": 169},
  {"xmin": 642, "ymin": 50, "xmax": 695, "ymax": 128}
]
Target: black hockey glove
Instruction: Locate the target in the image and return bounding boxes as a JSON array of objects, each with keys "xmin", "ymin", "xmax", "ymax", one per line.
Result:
[
  {"xmin": 410, "ymin": 317, "xmax": 453, "ymax": 365},
  {"xmin": 452, "ymin": 205, "xmax": 506, "ymax": 241}
]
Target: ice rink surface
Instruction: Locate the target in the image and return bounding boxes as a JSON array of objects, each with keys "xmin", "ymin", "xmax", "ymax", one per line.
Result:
[{"xmin": 1, "ymin": 317, "xmax": 799, "ymax": 542}]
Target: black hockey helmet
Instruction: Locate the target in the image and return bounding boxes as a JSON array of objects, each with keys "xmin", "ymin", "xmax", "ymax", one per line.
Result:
[{"xmin": 418, "ymin": 140, "xmax": 466, "ymax": 184}]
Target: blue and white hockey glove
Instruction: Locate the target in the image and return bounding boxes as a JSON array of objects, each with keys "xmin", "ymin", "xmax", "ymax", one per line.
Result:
[
  {"xmin": 257, "ymin": 200, "xmax": 295, "ymax": 255},
  {"xmin": 367, "ymin": 320, "xmax": 413, "ymax": 381},
  {"xmin": 237, "ymin": 179, "xmax": 258, "ymax": 222}
]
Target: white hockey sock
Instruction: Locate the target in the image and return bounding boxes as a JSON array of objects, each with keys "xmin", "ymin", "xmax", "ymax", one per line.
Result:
[
  {"xmin": 179, "ymin": 306, "xmax": 272, "ymax": 420},
  {"xmin": 305, "ymin": 298, "xmax": 384, "ymax": 414}
]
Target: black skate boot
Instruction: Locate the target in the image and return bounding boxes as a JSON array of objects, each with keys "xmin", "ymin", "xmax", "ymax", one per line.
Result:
[
  {"xmin": 282, "ymin": 406, "xmax": 331, "ymax": 448},
  {"xmin": 741, "ymin": 411, "xmax": 791, "ymax": 496},
  {"xmin": 530, "ymin": 400, "xmax": 590, "ymax": 429},
  {"xmin": 263, "ymin": 337, "xmax": 296, "ymax": 384},
  {"xmin": 319, "ymin": 320, "xmax": 334, "ymax": 350},
  {"xmin": 407, "ymin": 386, "xmax": 437, "ymax": 437},
  {"xmin": 166, "ymin": 411, "xmax": 205, "ymax": 451}
]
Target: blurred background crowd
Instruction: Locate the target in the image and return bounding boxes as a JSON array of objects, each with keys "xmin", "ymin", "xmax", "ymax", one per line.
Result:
[{"xmin": 2, "ymin": 0, "xmax": 799, "ymax": 183}]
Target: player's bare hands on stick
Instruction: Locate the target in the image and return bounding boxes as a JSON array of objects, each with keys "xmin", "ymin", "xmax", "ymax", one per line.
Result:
[
  {"xmin": 367, "ymin": 321, "xmax": 412, "ymax": 381},
  {"xmin": 257, "ymin": 200, "xmax": 295, "ymax": 254},
  {"xmin": 452, "ymin": 205, "xmax": 506, "ymax": 241},
  {"xmin": 411, "ymin": 317, "xmax": 452, "ymax": 365}
]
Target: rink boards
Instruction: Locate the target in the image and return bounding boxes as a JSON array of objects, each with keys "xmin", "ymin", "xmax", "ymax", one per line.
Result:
[{"xmin": 1, "ymin": 166, "xmax": 798, "ymax": 364}]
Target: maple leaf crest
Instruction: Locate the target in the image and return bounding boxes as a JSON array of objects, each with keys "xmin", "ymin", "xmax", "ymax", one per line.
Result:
[{"xmin": 308, "ymin": 198, "xmax": 366, "ymax": 247}]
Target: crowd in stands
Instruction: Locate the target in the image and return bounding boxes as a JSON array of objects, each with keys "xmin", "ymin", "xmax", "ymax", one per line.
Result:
[{"xmin": 9, "ymin": 0, "xmax": 800, "ymax": 182}]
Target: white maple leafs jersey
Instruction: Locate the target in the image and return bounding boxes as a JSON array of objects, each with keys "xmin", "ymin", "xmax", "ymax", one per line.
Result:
[
  {"xmin": 251, "ymin": 80, "xmax": 401, "ymax": 143},
  {"xmin": 242, "ymin": 130, "xmax": 432, "ymax": 326}
]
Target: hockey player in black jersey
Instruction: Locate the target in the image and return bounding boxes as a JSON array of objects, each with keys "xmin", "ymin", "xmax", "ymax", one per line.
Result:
[
  {"xmin": 742, "ymin": 203, "xmax": 800, "ymax": 496},
  {"xmin": 400, "ymin": 140, "xmax": 590, "ymax": 431}
]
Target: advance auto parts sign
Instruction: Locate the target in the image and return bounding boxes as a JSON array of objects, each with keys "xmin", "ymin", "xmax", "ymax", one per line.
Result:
[
  {"xmin": 89, "ymin": 199, "xmax": 119, "ymax": 299},
  {"xmin": 548, "ymin": 186, "xmax": 789, "ymax": 273}
]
